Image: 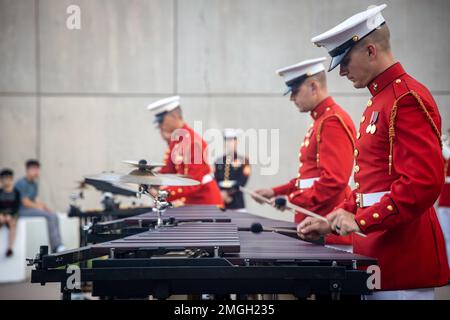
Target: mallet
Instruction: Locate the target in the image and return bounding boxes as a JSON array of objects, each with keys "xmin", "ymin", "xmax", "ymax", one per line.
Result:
[
  {"xmin": 250, "ymin": 222, "xmax": 298, "ymax": 235},
  {"xmin": 241, "ymin": 186, "xmax": 366, "ymax": 238}
]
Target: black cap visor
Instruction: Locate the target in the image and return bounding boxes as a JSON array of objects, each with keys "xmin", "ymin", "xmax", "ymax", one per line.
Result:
[{"xmin": 283, "ymin": 74, "xmax": 309, "ymax": 96}]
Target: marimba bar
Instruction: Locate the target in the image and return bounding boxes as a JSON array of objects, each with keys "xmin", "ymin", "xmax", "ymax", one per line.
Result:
[
  {"xmin": 92, "ymin": 222, "xmax": 241, "ymax": 255},
  {"xmin": 226, "ymin": 231, "xmax": 375, "ymax": 266},
  {"xmin": 123, "ymin": 205, "xmax": 231, "ymax": 225}
]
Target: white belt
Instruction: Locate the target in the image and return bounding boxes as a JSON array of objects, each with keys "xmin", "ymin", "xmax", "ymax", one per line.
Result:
[
  {"xmin": 296, "ymin": 177, "xmax": 319, "ymax": 189},
  {"xmin": 201, "ymin": 174, "xmax": 214, "ymax": 184},
  {"xmin": 446, "ymin": 177, "xmax": 450, "ymax": 184},
  {"xmin": 356, "ymin": 191, "xmax": 388, "ymax": 208}
]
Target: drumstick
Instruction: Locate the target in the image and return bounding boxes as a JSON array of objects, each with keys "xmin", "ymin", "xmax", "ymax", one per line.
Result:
[
  {"xmin": 250, "ymin": 222, "xmax": 297, "ymax": 235},
  {"xmin": 240, "ymin": 186, "xmax": 366, "ymax": 238},
  {"xmin": 241, "ymin": 186, "xmax": 272, "ymax": 205},
  {"xmin": 241, "ymin": 186, "xmax": 327, "ymax": 221}
]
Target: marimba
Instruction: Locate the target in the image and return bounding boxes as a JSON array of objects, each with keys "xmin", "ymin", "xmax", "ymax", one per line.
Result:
[
  {"xmin": 29, "ymin": 205, "xmax": 376, "ymax": 300},
  {"xmin": 92, "ymin": 222, "xmax": 241, "ymax": 257},
  {"xmin": 68, "ymin": 205, "xmax": 154, "ymax": 247}
]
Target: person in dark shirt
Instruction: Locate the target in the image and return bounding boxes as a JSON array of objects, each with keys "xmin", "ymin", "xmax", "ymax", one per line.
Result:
[
  {"xmin": 0, "ymin": 169, "xmax": 21, "ymax": 257},
  {"xmin": 214, "ymin": 129, "xmax": 251, "ymax": 210}
]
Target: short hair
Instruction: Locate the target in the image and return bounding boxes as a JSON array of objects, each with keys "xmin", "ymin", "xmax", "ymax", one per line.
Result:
[
  {"xmin": 169, "ymin": 106, "xmax": 183, "ymax": 118},
  {"xmin": 306, "ymin": 71, "xmax": 327, "ymax": 89},
  {"xmin": 355, "ymin": 23, "xmax": 391, "ymax": 52},
  {"xmin": 0, "ymin": 168, "xmax": 14, "ymax": 178},
  {"xmin": 26, "ymin": 159, "xmax": 40, "ymax": 169}
]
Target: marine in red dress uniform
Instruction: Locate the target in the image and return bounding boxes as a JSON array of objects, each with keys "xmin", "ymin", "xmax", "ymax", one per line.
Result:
[
  {"xmin": 301, "ymin": 4, "xmax": 449, "ymax": 295},
  {"xmin": 271, "ymin": 97, "xmax": 356, "ymax": 245},
  {"xmin": 147, "ymin": 96, "xmax": 223, "ymax": 207},
  {"xmin": 255, "ymin": 58, "xmax": 356, "ymax": 246},
  {"xmin": 338, "ymin": 62, "xmax": 448, "ymax": 290}
]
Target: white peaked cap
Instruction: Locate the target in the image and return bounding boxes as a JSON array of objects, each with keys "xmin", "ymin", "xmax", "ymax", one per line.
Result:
[
  {"xmin": 311, "ymin": 4, "xmax": 387, "ymax": 71},
  {"xmin": 146, "ymin": 96, "xmax": 180, "ymax": 124},
  {"xmin": 146, "ymin": 96, "xmax": 180, "ymax": 113},
  {"xmin": 276, "ymin": 57, "xmax": 327, "ymax": 95},
  {"xmin": 223, "ymin": 128, "xmax": 242, "ymax": 139}
]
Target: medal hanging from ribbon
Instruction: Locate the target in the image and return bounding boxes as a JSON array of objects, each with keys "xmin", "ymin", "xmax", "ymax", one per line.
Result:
[{"xmin": 366, "ymin": 111, "xmax": 379, "ymax": 135}]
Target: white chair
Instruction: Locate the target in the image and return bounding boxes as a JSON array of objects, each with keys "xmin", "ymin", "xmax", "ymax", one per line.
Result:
[
  {"xmin": 0, "ymin": 213, "xmax": 79, "ymax": 283},
  {"xmin": 0, "ymin": 218, "xmax": 28, "ymax": 282}
]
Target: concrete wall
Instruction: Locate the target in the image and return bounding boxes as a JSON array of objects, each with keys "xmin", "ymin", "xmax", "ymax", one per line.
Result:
[{"xmin": 1, "ymin": 0, "xmax": 449, "ymax": 221}]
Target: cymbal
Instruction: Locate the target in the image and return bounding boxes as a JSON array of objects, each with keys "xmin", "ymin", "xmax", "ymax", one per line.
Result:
[
  {"xmin": 123, "ymin": 160, "xmax": 165, "ymax": 172},
  {"xmin": 86, "ymin": 172, "xmax": 200, "ymax": 187},
  {"xmin": 84, "ymin": 176, "xmax": 139, "ymax": 197},
  {"xmin": 120, "ymin": 174, "xmax": 199, "ymax": 186}
]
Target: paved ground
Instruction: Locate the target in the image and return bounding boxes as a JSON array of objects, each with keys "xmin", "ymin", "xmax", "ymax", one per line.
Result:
[
  {"xmin": 0, "ymin": 280, "xmax": 61, "ymax": 300},
  {"xmin": 1, "ymin": 278, "xmax": 450, "ymax": 300}
]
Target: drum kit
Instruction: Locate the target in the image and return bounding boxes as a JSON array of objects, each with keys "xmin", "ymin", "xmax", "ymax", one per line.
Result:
[{"xmin": 82, "ymin": 159, "xmax": 200, "ymax": 227}]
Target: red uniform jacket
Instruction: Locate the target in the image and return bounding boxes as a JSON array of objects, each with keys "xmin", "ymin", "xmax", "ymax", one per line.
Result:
[
  {"xmin": 438, "ymin": 159, "xmax": 450, "ymax": 207},
  {"xmin": 159, "ymin": 124, "xmax": 224, "ymax": 207},
  {"xmin": 272, "ymin": 97, "xmax": 356, "ymax": 245},
  {"xmin": 338, "ymin": 63, "xmax": 448, "ymax": 290}
]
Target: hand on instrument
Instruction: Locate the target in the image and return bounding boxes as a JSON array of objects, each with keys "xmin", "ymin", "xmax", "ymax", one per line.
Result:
[
  {"xmin": 171, "ymin": 199, "xmax": 185, "ymax": 208},
  {"xmin": 297, "ymin": 217, "xmax": 331, "ymax": 241},
  {"xmin": 253, "ymin": 189, "xmax": 274, "ymax": 204},
  {"xmin": 221, "ymin": 190, "xmax": 233, "ymax": 204},
  {"xmin": 327, "ymin": 209, "xmax": 361, "ymax": 236}
]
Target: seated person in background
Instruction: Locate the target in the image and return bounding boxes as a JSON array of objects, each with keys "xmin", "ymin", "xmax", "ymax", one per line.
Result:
[
  {"xmin": 0, "ymin": 169, "xmax": 21, "ymax": 257},
  {"xmin": 15, "ymin": 159, "xmax": 65, "ymax": 253}
]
